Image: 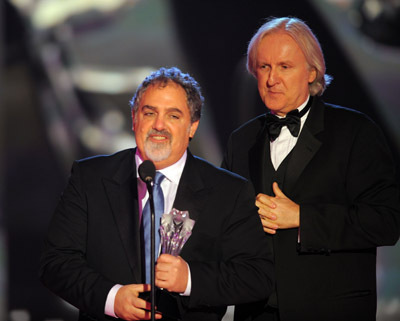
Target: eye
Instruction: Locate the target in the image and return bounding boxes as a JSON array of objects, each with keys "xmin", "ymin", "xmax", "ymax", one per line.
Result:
[
  {"xmin": 142, "ymin": 106, "xmax": 156, "ymax": 117},
  {"xmin": 170, "ymin": 114, "xmax": 180, "ymax": 120}
]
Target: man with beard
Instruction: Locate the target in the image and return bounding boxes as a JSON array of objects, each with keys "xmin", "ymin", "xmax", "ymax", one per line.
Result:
[{"xmin": 39, "ymin": 67, "xmax": 274, "ymax": 321}]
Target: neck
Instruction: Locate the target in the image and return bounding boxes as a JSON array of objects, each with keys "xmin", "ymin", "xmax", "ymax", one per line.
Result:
[{"xmin": 270, "ymin": 95, "xmax": 311, "ymax": 117}]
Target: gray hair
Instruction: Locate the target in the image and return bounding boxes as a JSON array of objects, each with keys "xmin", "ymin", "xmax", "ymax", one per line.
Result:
[
  {"xmin": 129, "ymin": 67, "xmax": 203, "ymax": 123},
  {"xmin": 247, "ymin": 16, "xmax": 333, "ymax": 96}
]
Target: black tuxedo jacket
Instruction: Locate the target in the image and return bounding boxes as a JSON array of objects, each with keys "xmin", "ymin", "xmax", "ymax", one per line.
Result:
[
  {"xmin": 222, "ymin": 97, "xmax": 400, "ymax": 321},
  {"xmin": 39, "ymin": 149, "xmax": 274, "ymax": 321}
]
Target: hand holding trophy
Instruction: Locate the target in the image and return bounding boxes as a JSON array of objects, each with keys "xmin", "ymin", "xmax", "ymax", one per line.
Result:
[{"xmin": 155, "ymin": 208, "xmax": 195, "ymax": 320}]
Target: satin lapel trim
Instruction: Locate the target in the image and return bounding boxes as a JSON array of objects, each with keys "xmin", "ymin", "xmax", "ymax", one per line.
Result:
[
  {"xmin": 249, "ymin": 116, "xmax": 270, "ymax": 194},
  {"xmin": 172, "ymin": 152, "xmax": 206, "ymax": 257},
  {"xmin": 285, "ymin": 99, "xmax": 324, "ymax": 195},
  {"xmin": 172, "ymin": 153, "xmax": 204, "ymax": 224},
  {"xmin": 102, "ymin": 153, "xmax": 141, "ymax": 281},
  {"xmin": 285, "ymin": 128, "xmax": 321, "ymax": 194}
]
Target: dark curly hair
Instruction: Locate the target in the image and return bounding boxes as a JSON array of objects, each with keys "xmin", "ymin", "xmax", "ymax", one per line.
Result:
[{"xmin": 129, "ymin": 67, "xmax": 203, "ymax": 123}]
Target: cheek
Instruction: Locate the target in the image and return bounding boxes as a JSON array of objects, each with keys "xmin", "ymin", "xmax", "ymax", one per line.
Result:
[
  {"xmin": 286, "ymin": 75, "xmax": 304, "ymax": 91},
  {"xmin": 135, "ymin": 123, "xmax": 149, "ymax": 141},
  {"xmin": 295, "ymin": 76, "xmax": 311, "ymax": 93},
  {"xmin": 257, "ymin": 79, "xmax": 267, "ymax": 96},
  {"xmin": 257, "ymin": 74, "xmax": 266, "ymax": 86},
  {"xmin": 172, "ymin": 126, "xmax": 190, "ymax": 146}
]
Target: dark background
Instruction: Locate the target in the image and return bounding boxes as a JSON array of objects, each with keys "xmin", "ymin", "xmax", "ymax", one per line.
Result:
[{"xmin": 2, "ymin": 0, "xmax": 400, "ymax": 320}]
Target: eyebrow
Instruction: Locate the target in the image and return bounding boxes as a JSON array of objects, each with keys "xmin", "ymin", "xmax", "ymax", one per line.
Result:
[
  {"xmin": 141, "ymin": 105, "xmax": 184, "ymax": 115},
  {"xmin": 257, "ymin": 60, "xmax": 293, "ymax": 65}
]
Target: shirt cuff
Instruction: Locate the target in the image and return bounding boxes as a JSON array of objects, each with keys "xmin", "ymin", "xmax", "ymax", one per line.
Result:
[
  {"xmin": 180, "ymin": 262, "xmax": 191, "ymax": 296},
  {"xmin": 105, "ymin": 284, "xmax": 123, "ymax": 318}
]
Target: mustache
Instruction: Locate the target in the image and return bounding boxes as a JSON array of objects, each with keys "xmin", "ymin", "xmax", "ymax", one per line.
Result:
[{"xmin": 146, "ymin": 129, "xmax": 172, "ymax": 140}]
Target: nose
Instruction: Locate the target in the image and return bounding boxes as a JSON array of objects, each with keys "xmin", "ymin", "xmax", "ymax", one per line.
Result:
[
  {"xmin": 267, "ymin": 68, "xmax": 279, "ymax": 87},
  {"xmin": 153, "ymin": 114, "xmax": 165, "ymax": 131}
]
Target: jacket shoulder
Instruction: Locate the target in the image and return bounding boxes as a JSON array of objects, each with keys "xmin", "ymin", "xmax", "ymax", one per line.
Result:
[
  {"xmin": 230, "ymin": 114, "xmax": 266, "ymax": 139},
  {"xmin": 74, "ymin": 148, "xmax": 135, "ymax": 175},
  {"xmin": 323, "ymin": 102, "xmax": 375, "ymax": 124}
]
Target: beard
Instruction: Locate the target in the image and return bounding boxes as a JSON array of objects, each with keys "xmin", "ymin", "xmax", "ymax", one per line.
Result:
[{"xmin": 143, "ymin": 129, "xmax": 172, "ymax": 162}]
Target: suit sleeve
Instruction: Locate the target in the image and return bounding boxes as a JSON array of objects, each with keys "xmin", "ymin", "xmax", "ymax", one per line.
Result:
[
  {"xmin": 187, "ymin": 180, "xmax": 274, "ymax": 308},
  {"xmin": 39, "ymin": 161, "xmax": 114, "ymax": 319},
  {"xmin": 299, "ymin": 119, "xmax": 400, "ymax": 252}
]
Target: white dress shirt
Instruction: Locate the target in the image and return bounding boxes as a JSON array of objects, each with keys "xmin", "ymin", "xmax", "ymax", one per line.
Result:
[
  {"xmin": 270, "ymin": 96, "xmax": 311, "ymax": 170},
  {"xmin": 105, "ymin": 150, "xmax": 191, "ymax": 318}
]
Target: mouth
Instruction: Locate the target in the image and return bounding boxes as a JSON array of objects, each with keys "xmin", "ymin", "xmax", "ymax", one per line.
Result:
[
  {"xmin": 268, "ymin": 90, "xmax": 282, "ymax": 94},
  {"xmin": 149, "ymin": 134, "xmax": 168, "ymax": 142},
  {"xmin": 265, "ymin": 91, "xmax": 284, "ymax": 100},
  {"xmin": 146, "ymin": 130, "xmax": 171, "ymax": 143}
]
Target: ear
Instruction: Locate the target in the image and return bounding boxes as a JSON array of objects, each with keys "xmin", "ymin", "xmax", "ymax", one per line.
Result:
[
  {"xmin": 308, "ymin": 68, "xmax": 317, "ymax": 83},
  {"xmin": 189, "ymin": 120, "xmax": 200, "ymax": 139}
]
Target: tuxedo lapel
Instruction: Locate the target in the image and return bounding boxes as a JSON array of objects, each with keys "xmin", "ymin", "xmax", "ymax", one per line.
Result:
[
  {"xmin": 285, "ymin": 98, "xmax": 324, "ymax": 195},
  {"xmin": 102, "ymin": 150, "xmax": 142, "ymax": 282}
]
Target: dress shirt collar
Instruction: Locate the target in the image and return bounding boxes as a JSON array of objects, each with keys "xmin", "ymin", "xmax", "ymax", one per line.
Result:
[
  {"xmin": 275, "ymin": 95, "xmax": 310, "ymax": 119},
  {"xmin": 135, "ymin": 149, "xmax": 187, "ymax": 185},
  {"xmin": 298, "ymin": 95, "xmax": 310, "ymax": 113}
]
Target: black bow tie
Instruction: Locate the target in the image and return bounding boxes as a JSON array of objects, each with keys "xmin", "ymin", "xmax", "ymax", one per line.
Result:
[{"xmin": 266, "ymin": 99, "xmax": 312, "ymax": 141}]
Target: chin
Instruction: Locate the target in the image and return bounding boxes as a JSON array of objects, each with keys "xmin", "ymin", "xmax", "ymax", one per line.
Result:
[
  {"xmin": 144, "ymin": 145, "xmax": 171, "ymax": 163},
  {"xmin": 266, "ymin": 106, "xmax": 285, "ymax": 113},
  {"xmin": 265, "ymin": 101, "xmax": 288, "ymax": 113}
]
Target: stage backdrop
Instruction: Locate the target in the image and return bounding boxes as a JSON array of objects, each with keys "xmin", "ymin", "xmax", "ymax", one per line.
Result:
[{"xmin": 3, "ymin": 0, "xmax": 400, "ymax": 320}]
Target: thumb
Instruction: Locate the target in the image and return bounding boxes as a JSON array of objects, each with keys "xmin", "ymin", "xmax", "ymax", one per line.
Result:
[
  {"xmin": 157, "ymin": 253, "xmax": 174, "ymax": 263},
  {"xmin": 272, "ymin": 182, "xmax": 287, "ymax": 198},
  {"xmin": 134, "ymin": 283, "xmax": 151, "ymax": 293}
]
